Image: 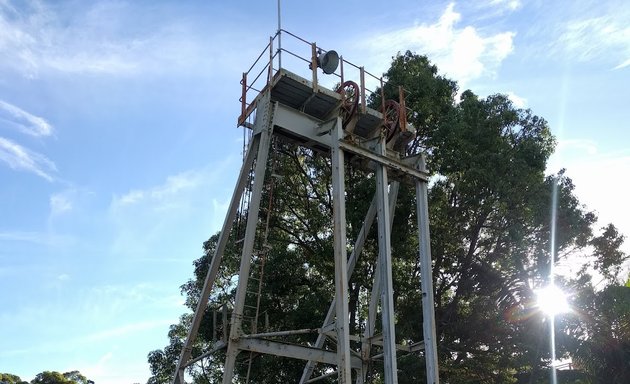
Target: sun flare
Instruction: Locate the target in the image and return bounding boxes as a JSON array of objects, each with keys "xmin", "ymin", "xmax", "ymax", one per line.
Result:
[{"xmin": 536, "ymin": 284, "xmax": 570, "ymax": 316}]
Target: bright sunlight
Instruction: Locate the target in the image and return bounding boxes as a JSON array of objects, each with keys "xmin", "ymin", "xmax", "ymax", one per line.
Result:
[{"xmin": 536, "ymin": 284, "xmax": 570, "ymax": 316}]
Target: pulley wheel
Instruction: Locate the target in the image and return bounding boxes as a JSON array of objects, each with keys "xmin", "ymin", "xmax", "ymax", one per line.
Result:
[
  {"xmin": 336, "ymin": 81, "xmax": 360, "ymax": 128},
  {"xmin": 381, "ymin": 100, "xmax": 400, "ymax": 142}
]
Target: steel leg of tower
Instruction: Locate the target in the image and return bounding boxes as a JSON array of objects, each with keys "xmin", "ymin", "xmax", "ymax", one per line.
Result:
[
  {"xmin": 416, "ymin": 155, "xmax": 440, "ymax": 384},
  {"xmin": 299, "ymin": 193, "xmax": 377, "ymax": 384},
  {"xmin": 359, "ymin": 179, "xmax": 399, "ymax": 384},
  {"xmin": 375, "ymin": 137, "xmax": 399, "ymax": 384},
  {"xmin": 222, "ymin": 103, "xmax": 275, "ymax": 384},
  {"xmin": 299, "ymin": 181, "xmax": 400, "ymax": 384},
  {"xmin": 331, "ymin": 117, "xmax": 353, "ymax": 383}
]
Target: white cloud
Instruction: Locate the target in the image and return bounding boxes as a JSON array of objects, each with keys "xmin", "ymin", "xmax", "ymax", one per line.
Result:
[
  {"xmin": 554, "ymin": 15, "xmax": 630, "ymax": 69},
  {"xmin": 111, "ymin": 170, "xmax": 204, "ymax": 210},
  {"xmin": 57, "ymin": 273, "xmax": 70, "ymax": 281},
  {"xmin": 0, "ymin": 100, "xmax": 54, "ymax": 137},
  {"xmin": 107, "ymin": 160, "xmax": 237, "ymax": 260},
  {"xmin": 505, "ymin": 91, "xmax": 527, "ymax": 108},
  {"xmin": 360, "ymin": 3, "xmax": 515, "ymax": 87},
  {"xmin": 81, "ymin": 319, "xmax": 172, "ymax": 343},
  {"xmin": 554, "ymin": 139, "xmax": 599, "ymax": 156},
  {"xmin": 613, "ymin": 58, "xmax": 630, "ymax": 70},
  {"xmin": 0, "ymin": 1, "xmax": 250, "ymax": 78},
  {"xmin": 489, "ymin": 0, "xmax": 521, "ymax": 11},
  {"xmin": 0, "ymin": 100, "xmax": 56, "ymax": 181},
  {"xmin": 0, "ymin": 136, "xmax": 56, "ymax": 181},
  {"xmin": 0, "ymin": 1, "xmax": 140, "ymax": 77}
]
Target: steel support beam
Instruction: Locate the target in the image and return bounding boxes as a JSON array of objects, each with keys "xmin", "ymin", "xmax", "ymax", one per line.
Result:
[
  {"xmin": 416, "ymin": 155, "xmax": 440, "ymax": 384},
  {"xmin": 339, "ymin": 140, "xmax": 428, "ymax": 181},
  {"xmin": 271, "ymin": 103, "xmax": 428, "ymax": 182},
  {"xmin": 222, "ymin": 97, "xmax": 275, "ymax": 384},
  {"xmin": 358, "ymin": 180, "xmax": 399, "ymax": 384},
  {"xmin": 237, "ymin": 338, "xmax": 363, "ymax": 370},
  {"xmin": 331, "ymin": 117, "xmax": 352, "ymax": 383},
  {"xmin": 172, "ymin": 131, "xmax": 261, "ymax": 384},
  {"xmin": 375, "ymin": 137, "xmax": 398, "ymax": 384},
  {"xmin": 299, "ymin": 196, "xmax": 376, "ymax": 384},
  {"xmin": 300, "ymin": 182, "xmax": 400, "ymax": 384},
  {"xmin": 183, "ymin": 340, "xmax": 226, "ymax": 368}
]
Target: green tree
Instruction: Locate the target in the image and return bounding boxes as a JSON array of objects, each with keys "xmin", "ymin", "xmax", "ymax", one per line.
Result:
[
  {"xmin": 569, "ymin": 284, "xmax": 630, "ymax": 383},
  {"xmin": 30, "ymin": 371, "xmax": 90, "ymax": 384},
  {"xmin": 1, "ymin": 373, "xmax": 28, "ymax": 384}
]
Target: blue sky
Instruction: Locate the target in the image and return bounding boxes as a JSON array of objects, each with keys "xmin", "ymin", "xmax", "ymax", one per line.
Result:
[{"xmin": 0, "ymin": 1, "xmax": 628, "ymax": 383}]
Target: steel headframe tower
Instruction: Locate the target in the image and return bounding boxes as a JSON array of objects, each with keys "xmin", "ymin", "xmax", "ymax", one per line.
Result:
[{"xmin": 173, "ymin": 31, "xmax": 439, "ymax": 384}]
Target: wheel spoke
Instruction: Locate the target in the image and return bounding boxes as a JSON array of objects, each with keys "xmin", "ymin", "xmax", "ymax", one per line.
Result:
[{"xmin": 336, "ymin": 81, "xmax": 359, "ymax": 128}]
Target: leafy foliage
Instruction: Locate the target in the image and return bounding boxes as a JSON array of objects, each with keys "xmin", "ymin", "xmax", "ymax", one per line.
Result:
[
  {"xmin": 0, "ymin": 371, "xmax": 92, "ymax": 384},
  {"xmin": 0, "ymin": 373, "xmax": 28, "ymax": 384}
]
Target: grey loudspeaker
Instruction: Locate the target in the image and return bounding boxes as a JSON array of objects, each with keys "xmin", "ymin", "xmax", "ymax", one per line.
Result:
[{"xmin": 317, "ymin": 50, "xmax": 339, "ymax": 74}]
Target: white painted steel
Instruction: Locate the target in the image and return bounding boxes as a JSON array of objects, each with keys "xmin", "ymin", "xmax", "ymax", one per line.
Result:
[
  {"xmin": 222, "ymin": 95, "xmax": 275, "ymax": 384},
  {"xmin": 360, "ymin": 179, "xmax": 400, "ymax": 384},
  {"xmin": 331, "ymin": 117, "xmax": 353, "ymax": 383},
  {"xmin": 237, "ymin": 338, "xmax": 363, "ymax": 369},
  {"xmin": 375, "ymin": 138, "xmax": 398, "ymax": 384},
  {"xmin": 416, "ymin": 155, "xmax": 440, "ymax": 384}
]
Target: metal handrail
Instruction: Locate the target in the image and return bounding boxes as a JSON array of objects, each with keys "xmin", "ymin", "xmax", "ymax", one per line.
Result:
[
  {"xmin": 238, "ymin": 29, "xmax": 404, "ymax": 128},
  {"xmin": 279, "ymin": 47, "xmax": 310, "ymax": 64},
  {"xmin": 246, "ymin": 41, "xmax": 272, "ymax": 76}
]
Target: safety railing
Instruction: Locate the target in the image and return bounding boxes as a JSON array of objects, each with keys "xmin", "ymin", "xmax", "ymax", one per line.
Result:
[{"xmin": 238, "ymin": 29, "xmax": 397, "ymax": 128}]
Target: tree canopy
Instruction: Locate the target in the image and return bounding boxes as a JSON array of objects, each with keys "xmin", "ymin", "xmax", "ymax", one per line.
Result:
[
  {"xmin": 0, "ymin": 371, "xmax": 91, "ymax": 384},
  {"xmin": 147, "ymin": 51, "xmax": 629, "ymax": 383}
]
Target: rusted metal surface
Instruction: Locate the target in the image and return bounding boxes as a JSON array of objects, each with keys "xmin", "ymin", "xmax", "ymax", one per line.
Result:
[
  {"xmin": 310, "ymin": 43, "xmax": 318, "ymax": 92},
  {"xmin": 240, "ymin": 72, "xmax": 247, "ymax": 123},
  {"xmin": 336, "ymin": 80, "xmax": 359, "ymax": 128},
  {"xmin": 381, "ymin": 100, "xmax": 401, "ymax": 142},
  {"xmin": 360, "ymin": 66, "xmax": 366, "ymax": 114},
  {"xmin": 399, "ymin": 85, "xmax": 407, "ymax": 132},
  {"xmin": 237, "ymin": 30, "xmax": 385, "ymax": 132}
]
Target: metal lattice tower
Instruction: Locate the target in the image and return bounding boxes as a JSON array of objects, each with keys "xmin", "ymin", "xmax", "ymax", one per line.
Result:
[{"xmin": 173, "ymin": 30, "xmax": 440, "ymax": 384}]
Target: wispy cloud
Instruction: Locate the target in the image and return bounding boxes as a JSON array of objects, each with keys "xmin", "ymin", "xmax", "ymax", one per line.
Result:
[
  {"xmin": 111, "ymin": 170, "xmax": 204, "ymax": 210},
  {"xmin": 0, "ymin": 100, "xmax": 54, "ymax": 137},
  {"xmin": 488, "ymin": 0, "xmax": 521, "ymax": 12},
  {"xmin": 0, "ymin": 1, "xmax": 143, "ymax": 77},
  {"xmin": 50, "ymin": 192, "xmax": 72, "ymax": 215},
  {"xmin": 0, "ymin": 99, "xmax": 56, "ymax": 180},
  {"xmin": 0, "ymin": 0, "xmax": 250, "ymax": 78},
  {"xmin": 80, "ymin": 319, "xmax": 173, "ymax": 343},
  {"xmin": 107, "ymin": 160, "xmax": 237, "ymax": 261},
  {"xmin": 57, "ymin": 273, "xmax": 70, "ymax": 281},
  {"xmin": 554, "ymin": 15, "xmax": 630, "ymax": 70},
  {"xmin": 0, "ymin": 137, "xmax": 56, "ymax": 181},
  {"xmin": 555, "ymin": 139, "xmax": 599, "ymax": 156},
  {"xmin": 361, "ymin": 3, "xmax": 515, "ymax": 87}
]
